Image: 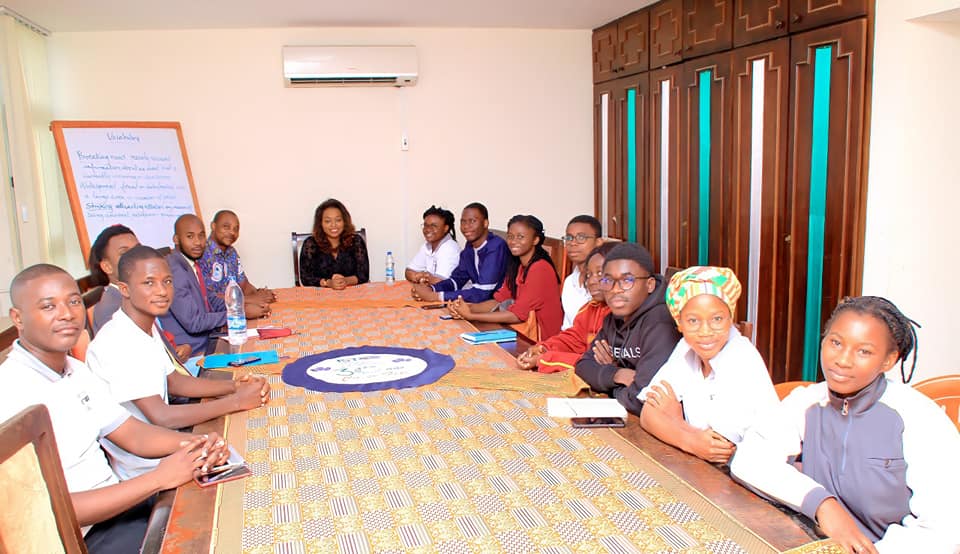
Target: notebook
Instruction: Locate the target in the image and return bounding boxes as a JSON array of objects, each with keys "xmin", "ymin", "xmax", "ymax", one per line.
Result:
[{"xmin": 459, "ymin": 329, "xmax": 517, "ymax": 344}]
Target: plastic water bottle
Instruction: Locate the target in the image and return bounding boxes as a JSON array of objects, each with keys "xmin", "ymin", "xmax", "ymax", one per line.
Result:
[
  {"xmin": 225, "ymin": 276, "xmax": 247, "ymax": 352},
  {"xmin": 385, "ymin": 251, "xmax": 396, "ymax": 285}
]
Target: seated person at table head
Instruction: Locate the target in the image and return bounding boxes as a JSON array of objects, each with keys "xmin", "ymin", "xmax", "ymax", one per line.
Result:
[
  {"xmin": 299, "ymin": 198, "xmax": 370, "ymax": 289},
  {"xmin": 448, "ymin": 214, "xmax": 563, "ymax": 341},
  {"xmin": 0, "ymin": 263, "xmax": 231, "ymax": 554},
  {"xmin": 87, "ymin": 245, "xmax": 269, "ymax": 480},
  {"xmin": 732, "ymin": 297, "xmax": 960, "ymax": 553},
  {"xmin": 160, "ymin": 214, "xmax": 269, "ymax": 354},
  {"xmin": 638, "ymin": 266, "xmax": 778, "ymax": 464},
  {"xmin": 405, "ymin": 205, "xmax": 461, "ymax": 283},
  {"xmin": 88, "ymin": 224, "xmax": 191, "ymax": 361},
  {"xmin": 89, "ymin": 224, "xmax": 139, "ymax": 335},
  {"xmin": 198, "ymin": 209, "xmax": 276, "ymax": 304},
  {"xmin": 561, "ymin": 215, "xmax": 604, "ymax": 330},
  {"xmin": 517, "ymin": 242, "xmax": 616, "ymax": 372},
  {"xmin": 574, "ymin": 243, "xmax": 679, "ymax": 416},
  {"xmin": 411, "ymin": 202, "xmax": 508, "ymax": 303}
]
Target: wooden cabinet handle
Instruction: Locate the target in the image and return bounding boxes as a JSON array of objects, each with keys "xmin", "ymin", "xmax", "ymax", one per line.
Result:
[
  {"xmin": 775, "ymin": 19, "xmax": 785, "ymax": 29},
  {"xmin": 791, "ymin": 13, "xmax": 802, "ymax": 23},
  {"xmin": 784, "ymin": 234, "xmax": 792, "ymax": 243}
]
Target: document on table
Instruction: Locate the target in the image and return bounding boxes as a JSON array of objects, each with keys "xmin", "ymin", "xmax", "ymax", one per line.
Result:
[{"xmin": 546, "ymin": 398, "xmax": 628, "ymax": 419}]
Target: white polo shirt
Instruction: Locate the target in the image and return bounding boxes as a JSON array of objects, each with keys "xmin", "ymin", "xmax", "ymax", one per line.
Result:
[
  {"xmin": 560, "ymin": 266, "xmax": 592, "ymax": 330},
  {"xmin": 87, "ymin": 308, "xmax": 175, "ymax": 479},
  {"xmin": 0, "ymin": 342, "xmax": 125, "ymax": 496},
  {"xmin": 406, "ymin": 234, "xmax": 461, "ymax": 279},
  {"xmin": 638, "ymin": 327, "xmax": 779, "ymax": 443}
]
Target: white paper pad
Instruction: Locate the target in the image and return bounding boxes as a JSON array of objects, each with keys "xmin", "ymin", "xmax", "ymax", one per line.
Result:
[{"xmin": 546, "ymin": 398, "xmax": 628, "ymax": 419}]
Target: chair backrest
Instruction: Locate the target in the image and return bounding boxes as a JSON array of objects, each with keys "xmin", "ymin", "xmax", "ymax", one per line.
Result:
[
  {"xmin": 734, "ymin": 321, "xmax": 755, "ymax": 343},
  {"xmin": 491, "ymin": 229, "xmax": 570, "ymax": 281},
  {"xmin": 774, "ymin": 380, "xmax": 815, "ymax": 400},
  {"xmin": 912, "ymin": 375, "xmax": 960, "ymax": 431},
  {"xmin": 292, "ymin": 228, "xmax": 366, "ymax": 286},
  {"xmin": 0, "ymin": 404, "xmax": 87, "ymax": 553}
]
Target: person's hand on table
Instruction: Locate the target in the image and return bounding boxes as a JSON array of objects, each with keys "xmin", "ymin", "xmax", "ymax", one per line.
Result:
[
  {"xmin": 447, "ymin": 297, "xmax": 474, "ymax": 320},
  {"xmin": 644, "ymin": 381, "xmax": 683, "ymax": 420},
  {"xmin": 245, "ymin": 301, "xmax": 270, "ymax": 319},
  {"xmin": 410, "ymin": 271, "xmax": 432, "ymax": 284},
  {"xmin": 232, "ymin": 378, "xmax": 267, "ymax": 410},
  {"xmin": 175, "ymin": 343, "xmax": 192, "ymax": 362},
  {"xmin": 593, "ymin": 339, "xmax": 615, "ymax": 365},
  {"xmin": 686, "ymin": 428, "xmax": 736, "ymax": 464},
  {"xmin": 196, "ymin": 432, "xmax": 230, "ymax": 471},
  {"xmin": 329, "ymin": 274, "xmax": 348, "ymax": 290},
  {"xmin": 612, "ymin": 367, "xmax": 635, "ymax": 387},
  {"xmin": 237, "ymin": 374, "xmax": 270, "ymax": 406},
  {"xmin": 256, "ymin": 288, "xmax": 277, "ymax": 303},
  {"xmin": 411, "ymin": 283, "xmax": 439, "ymax": 302},
  {"xmin": 154, "ymin": 433, "xmax": 225, "ymax": 488},
  {"xmin": 517, "ymin": 344, "xmax": 547, "ymax": 370},
  {"xmin": 815, "ymin": 498, "xmax": 878, "ymax": 554}
]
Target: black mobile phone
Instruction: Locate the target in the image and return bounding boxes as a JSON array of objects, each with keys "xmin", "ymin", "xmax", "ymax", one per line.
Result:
[
  {"xmin": 194, "ymin": 464, "xmax": 253, "ymax": 487},
  {"xmin": 227, "ymin": 355, "xmax": 261, "ymax": 367},
  {"xmin": 570, "ymin": 417, "xmax": 626, "ymax": 428},
  {"xmin": 421, "ymin": 303, "xmax": 448, "ymax": 310},
  {"xmin": 439, "ymin": 314, "xmax": 454, "ymax": 320}
]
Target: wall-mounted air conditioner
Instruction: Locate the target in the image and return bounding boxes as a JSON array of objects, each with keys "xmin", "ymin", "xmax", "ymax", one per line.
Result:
[{"xmin": 282, "ymin": 45, "xmax": 418, "ymax": 87}]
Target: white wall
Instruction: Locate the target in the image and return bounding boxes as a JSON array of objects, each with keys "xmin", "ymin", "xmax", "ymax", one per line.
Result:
[
  {"xmin": 46, "ymin": 27, "xmax": 593, "ymax": 286},
  {"xmin": 865, "ymin": 0, "xmax": 960, "ymax": 381}
]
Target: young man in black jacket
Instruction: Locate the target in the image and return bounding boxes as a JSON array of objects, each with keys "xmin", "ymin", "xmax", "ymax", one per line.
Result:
[{"xmin": 575, "ymin": 243, "xmax": 680, "ymax": 415}]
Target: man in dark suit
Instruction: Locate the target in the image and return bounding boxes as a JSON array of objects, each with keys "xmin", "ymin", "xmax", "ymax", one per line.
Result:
[{"xmin": 159, "ymin": 214, "xmax": 269, "ymax": 354}]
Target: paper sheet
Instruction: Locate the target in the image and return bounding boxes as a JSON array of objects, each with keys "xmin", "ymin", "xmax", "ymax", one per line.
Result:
[{"xmin": 546, "ymin": 397, "xmax": 628, "ymax": 418}]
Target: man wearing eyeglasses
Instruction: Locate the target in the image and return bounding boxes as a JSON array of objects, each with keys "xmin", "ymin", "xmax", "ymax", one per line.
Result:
[
  {"xmin": 575, "ymin": 243, "xmax": 680, "ymax": 416},
  {"xmin": 560, "ymin": 216, "xmax": 604, "ymax": 330}
]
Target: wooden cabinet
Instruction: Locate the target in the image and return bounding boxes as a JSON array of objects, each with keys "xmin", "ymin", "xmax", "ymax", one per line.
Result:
[
  {"xmin": 646, "ymin": 65, "xmax": 683, "ymax": 268},
  {"xmin": 650, "ymin": 0, "xmax": 684, "ymax": 68},
  {"xmin": 592, "ymin": 11, "xmax": 649, "ymax": 83},
  {"xmin": 734, "ymin": 0, "xmax": 789, "ymax": 47},
  {"xmin": 789, "ymin": 0, "xmax": 868, "ymax": 33},
  {"xmin": 683, "ymin": 0, "xmax": 733, "ymax": 58}
]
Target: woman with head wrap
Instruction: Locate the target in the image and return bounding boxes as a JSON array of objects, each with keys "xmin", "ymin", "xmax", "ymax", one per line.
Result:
[{"xmin": 638, "ymin": 266, "xmax": 778, "ymax": 464}]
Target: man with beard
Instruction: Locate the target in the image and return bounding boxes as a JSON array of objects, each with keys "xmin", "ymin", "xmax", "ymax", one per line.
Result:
[{"xmin": 197, "ymin": 210, "xmax": 275, "ymax": 304}]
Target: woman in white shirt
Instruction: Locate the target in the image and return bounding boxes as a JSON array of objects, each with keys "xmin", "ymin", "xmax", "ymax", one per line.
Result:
[
  {"xmin": 638, "ymin": 266, "xmax": 778, "ymax": 464},
  {"xmin": 405, "ymin": 205, "xmax": 461, "ymax": 283}
]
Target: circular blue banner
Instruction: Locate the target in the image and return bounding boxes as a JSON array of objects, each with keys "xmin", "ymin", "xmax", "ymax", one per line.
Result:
[{"xmin": 281, "ymin": 346, "xmax": 455, "ymax": 392}]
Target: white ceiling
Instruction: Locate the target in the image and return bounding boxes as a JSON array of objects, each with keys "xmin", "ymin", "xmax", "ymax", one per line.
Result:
[{"xmin": 2, "ymin": 0, "xmax": 657, "ymax": 33}]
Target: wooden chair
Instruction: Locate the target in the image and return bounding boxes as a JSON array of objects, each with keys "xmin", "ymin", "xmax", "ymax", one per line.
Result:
[
  {"xmin": 291, "ymin": 228, "xmax": 366, "ymax": 286},
  {"xmin": 912, "ymin": 375, "xmax": 960, "ymax": 431},
  {"xmin": 775, "ymin": 380, "xmax": 815, "ymax": 400},
  {"xmin": 0, "ymin": 404, "xmax": 87, "ymax": 553}
]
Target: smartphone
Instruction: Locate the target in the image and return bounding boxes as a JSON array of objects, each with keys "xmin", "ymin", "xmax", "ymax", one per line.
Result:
[
  {"xmin": 194, "ymin": 464, "xmax": 253, "ymax": 487},
  {"xmin": 421, "ymin": 303, "xmax": 448, "ymax": 310},
  {"xmin": 227, "ymin": 356, "xmax": 261, "ymax": 367},
  {"xmin": 570, "ymin": 417, "xmax": 626, "ymax": 428},
  {"xmin": 439, "ymin": 314, "xmax": 454, "ymax": 320}
]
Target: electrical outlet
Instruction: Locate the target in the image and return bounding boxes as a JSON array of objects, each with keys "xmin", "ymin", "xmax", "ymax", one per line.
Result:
[{"xmin": 400, "ymin": 134, "xmax": 409, "ymax": 151}]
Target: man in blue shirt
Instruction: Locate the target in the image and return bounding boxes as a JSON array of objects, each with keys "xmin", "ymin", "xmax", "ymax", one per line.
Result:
[
  {"xmin": 411, "ymin": 202, "xmax": 508, "ymax": 303},
  {"xmin": 197, "ymin": 210, "xmax": 275, "ymax": 304}
]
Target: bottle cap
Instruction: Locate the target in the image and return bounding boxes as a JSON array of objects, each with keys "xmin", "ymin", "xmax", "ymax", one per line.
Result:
[{"xmin": 387, "ymin": 251, "xmax": 393, "ymax": 255}]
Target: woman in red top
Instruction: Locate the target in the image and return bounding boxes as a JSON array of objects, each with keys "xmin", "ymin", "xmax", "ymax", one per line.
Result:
[
  {"xmin": 448, "ymin": 215, "xmax": 562, "ymax": 340},
  {"xmin": 517, "ymin": 242, "xmax": 615, "ymax": 372}
]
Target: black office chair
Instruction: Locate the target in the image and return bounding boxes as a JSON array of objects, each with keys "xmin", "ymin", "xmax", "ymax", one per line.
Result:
[{"xmin": 291, "ymin": 228, "xmax": 366, "ymax": 286}]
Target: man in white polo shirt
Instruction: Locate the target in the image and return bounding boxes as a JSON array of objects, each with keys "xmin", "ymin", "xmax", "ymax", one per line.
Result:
[
  {"xmin": 86, "ymin": 245, "xmax": 269, "ymax": 480},
  {"xmin": 0, "ymin": 263, "xmax": 229, "ymax": 553}
]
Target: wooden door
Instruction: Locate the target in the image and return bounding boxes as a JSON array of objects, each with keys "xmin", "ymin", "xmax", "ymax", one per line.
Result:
[
  {"xmin": 648, "ymin": 65, "xmax": 683, "ymax": 271},
  {"xmin": 730, "ymin": 38, "xmax": 790, "ymax": 379},
  {"xmin": 789, "ymin": 0, "xmax": 868, "ymax": 33},
  {"xmin": 650, "ymin": 0, "xmax": 684, "ymax": 68},
  {"xmin": 619, "ymin": 10, "xmax": 650, "ymax": 77},
  {"xmin": 676, "ymin": 53, "xmax": 734, "ymax": 273},
  {"xmin": 734, "ymin": 0, "xmax": 789, "ymax": 47},
  {"xmin": 593, "ymin": 23, "xmax": 618, "ymax": 83},
  {"xmin": 611, "ymin": 74, "xmax": 651, "ymax": 244},
  {"xmin": 594, "ymin": 81, "xmax": 619, "ymax": 238},
  {"xmin": 782, "ymin": 18, "xmax": 869, "ymax": 381},
  {"xmin": 683, "ymin": 0, "xmax": 733, "ymax": 58}
]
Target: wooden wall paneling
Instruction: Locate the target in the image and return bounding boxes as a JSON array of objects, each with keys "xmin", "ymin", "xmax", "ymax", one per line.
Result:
[
  {"xmin": 649, "ymin": 65, "xmax": 683, "ymax": 271},
  {"xmin": 679, "ymin": 53, "xmax": 733, "ymax": 272},
  {"xmin": 593, "ymin": 23, "xmax": 618, "ymax": 83},
  {"xmin": 683, "ymin": 0, "xmax": 734, "ymax": 58},
  {"xmin": 734, "ymin": 0, "xmax": 789, "ymax": 47},
  {"xmin": 619, "ymin": 9, "xmax": 650, "ymax": 77},
  {"xmin": 614, "ymin": 73, "xmax": 651, "ymax": 245},
  {"xmin": 731, "ymin": 38, "xmax": 791, "ymax": 382},
  {"xmin": 786, "ymin": 18, "xmax": 869, "ymax": 381},
  {"xmin": 789, "ymin": 0, "xmax": 868, "ymax": 33},
  {"xmin": 650, "ymin": 0, "xmax": 684, "ymax": 68},
  {"xmin": 594, "ymin": 81, "xmax": 619, "ymax": 237}
]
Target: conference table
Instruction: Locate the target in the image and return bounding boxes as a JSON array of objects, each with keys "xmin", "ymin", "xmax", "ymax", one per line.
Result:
[{"xmin": 151, "ymin": 283, "xmax": 835, "ymax": 554}]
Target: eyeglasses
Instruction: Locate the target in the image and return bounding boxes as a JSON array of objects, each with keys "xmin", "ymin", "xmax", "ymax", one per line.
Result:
[
  {"xmin": 680, "ymin": 314, "xmax": 730, "ymax": 332},
  {"xmin": 563, "ymin": 233, "xmax": 598, "ymax": 244},
  {"xmin": 598, "ymin": 274, "xmax": 651, "ymax": 291}
]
